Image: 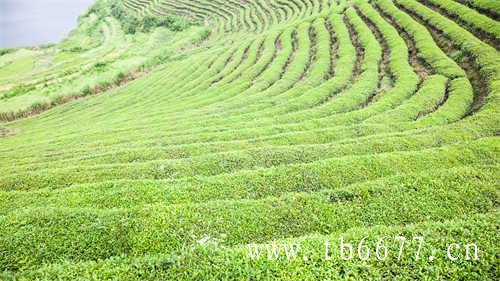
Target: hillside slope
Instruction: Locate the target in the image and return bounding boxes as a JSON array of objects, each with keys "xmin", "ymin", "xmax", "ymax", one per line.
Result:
[{"xmin": 0, "ymin": 0, "xmax": 499, "ymax": 279}]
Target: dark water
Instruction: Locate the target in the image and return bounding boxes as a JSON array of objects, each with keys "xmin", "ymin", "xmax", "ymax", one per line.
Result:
[{"xmin": 0, "ymin": 0, "xmax": 96, "ymax": 48}]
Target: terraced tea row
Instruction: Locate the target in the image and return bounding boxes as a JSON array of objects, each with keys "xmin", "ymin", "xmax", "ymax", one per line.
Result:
[
  {"xmin": 13, "ymin": 210, "xmax": 499, "ymax": 279},
  {"xmin": 124, "ymin": 0, "xmax": 339, "ymax": 32}
]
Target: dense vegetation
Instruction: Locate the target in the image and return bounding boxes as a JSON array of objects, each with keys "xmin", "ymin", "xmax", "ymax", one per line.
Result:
[
  {"xmin": 0, "ymin": 0, "xmax": 498, "ymax": 280},
  {"xmin": 0, "ymin": 0, "xmax": 206, "ymax": 120}
]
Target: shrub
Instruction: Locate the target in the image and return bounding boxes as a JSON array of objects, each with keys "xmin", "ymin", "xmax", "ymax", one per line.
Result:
[{"xmin": 2, "ymin": 84, "xmax": 35, "ymax": 100}]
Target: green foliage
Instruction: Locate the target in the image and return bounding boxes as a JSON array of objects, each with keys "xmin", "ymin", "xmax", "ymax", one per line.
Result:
[
  {"xmin": 141, "ymin": 15, "xmax": 191, "ymax": 32},
  {"xmin": 53, "ymin": 52, "xmax": 80, "ymax": 63},
  {"xmin": 1, "ymin": 84, "xmax": 35, "ymax": 100},
  {"xmin": 109, "ymin": 0, "xmax": 191, "ymax": 34},
  {"xmin": 467, "ymin": 0, "xmax": 500, "ymax": 14},
  {"xmin": 110, "ymin": 1, "xmax": 140, "ymax": 33},
  {"xmin": 425, "ymin": 0, "xmax": 500, "ymax": 38},
  {"xmin": 0, "ymin": 48, "xmax": 16, "ymax": 57},
  {"xmin": 59, "ymin": 12, "xmax": 103, "ymax": 52},
  {"xmin": 0, "ymin": 0, "xmax": 498, "ymax": 279},
  {"xmin": 0, "ymin": 55, "xmax": 35, "ymax": 78}
]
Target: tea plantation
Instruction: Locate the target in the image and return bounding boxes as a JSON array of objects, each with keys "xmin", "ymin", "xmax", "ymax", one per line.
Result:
[{"xmin": 0, "ymin": 0, "xmax": 498, "ymax": 279}]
